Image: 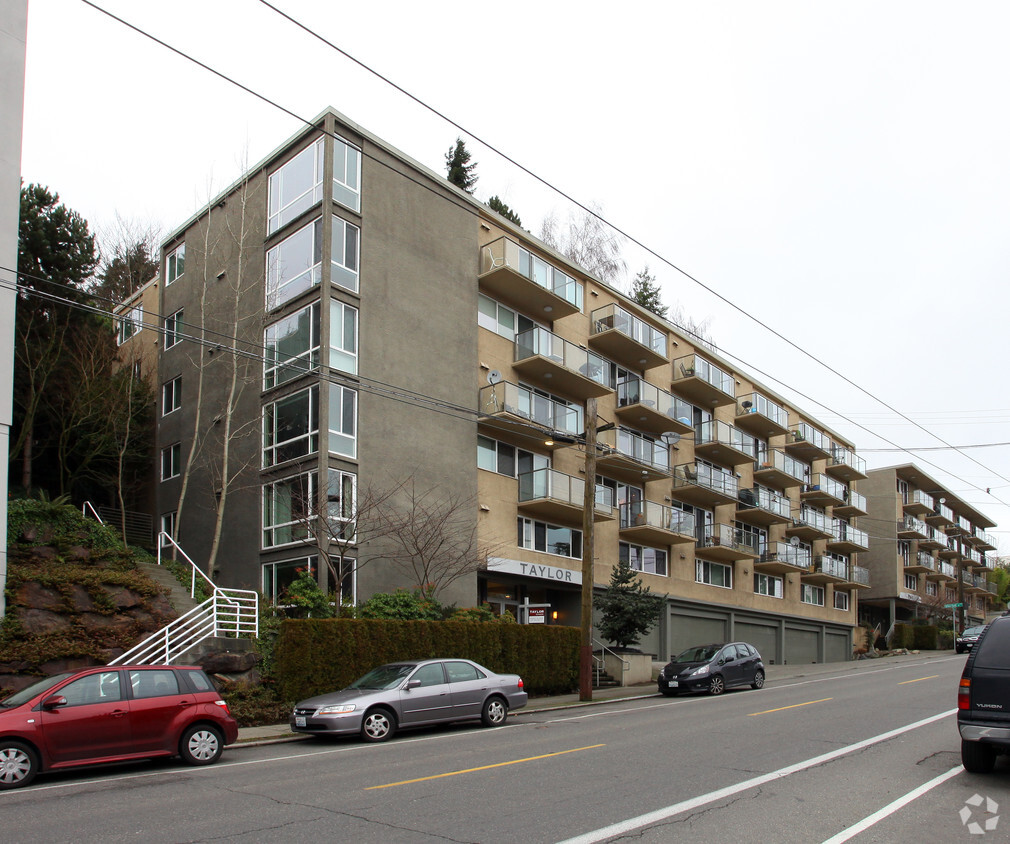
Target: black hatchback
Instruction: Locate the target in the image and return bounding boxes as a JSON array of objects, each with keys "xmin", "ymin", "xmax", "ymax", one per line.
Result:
[
  {"xmin": 958, "ymin": 615, "xmax": 1010, "ymax": 773},
  {"xmin": 658, "ymin": 642, "xmax": 765, "ymax": 696}
]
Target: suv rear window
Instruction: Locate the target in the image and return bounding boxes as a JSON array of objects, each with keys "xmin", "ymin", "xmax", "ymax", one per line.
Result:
[{"xmin": 973, "ymin": 620, "xmax": 1010, "ymax": 669}]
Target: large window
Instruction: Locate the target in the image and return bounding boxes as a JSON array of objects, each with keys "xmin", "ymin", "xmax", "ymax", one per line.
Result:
[
  {"xmin": 265, "ymin": 303, "xmax": 319, "ymax": 389},
  {"xmin": 620, "ymin": 542, "xmax": 667, "ymax": 576},
  {"xmin": 161, "ymin": 443, "xmax": 181, "ymax": 480},
  {"xmin": 801, "ymin": 584, "xmax": 825, "ymax": 606},
  {"xmin": 904, "ymin": 573, "xmax": 918, "ymax": 591},
  {"xmin": 517, "ymin": 518, "xmax": 581, "ymax": 559},
  {"xmin": 262, "ymin": 471, "xmax": 315, "ymax": 548},
  {"xmin": 329, "ymin": 299, "xmax": 358, "ymax": 374},
  {"xmin": 327, "ymin": 469, "xmax": 356, "ymax": 542},
  {"xmin": 162, "ymin": 376, "xmax": 181, "ymax": 416},
  {"xmin": 833, "ymin": 590, "xmax": 850, "ymax": 611},
  {"xmin": 754, "ymin": 573, "xmax": 783, "ymax": 598},
  {"xmin": 266, "ymin": 218, "xmax": 322, "ymax": 311},
  {"xmin": 332, "ymin": 135, "xmax": 361, "ymax": 212},
  {"xmin": 263, "ymin": 387, "xmax": 319, "ymax": 468},
  {"xmin": 268, "ymin": 138, "xmax": 324, "ymax": 234},
  {"xmin": 166, "ymin": 243, "xmax": 185, "ymax": 285},
  {"xmin": 331, "ymin": 215, "xmax": 360, "ymax": 293},
  {"xmin": 696, "ymin": 560, "xmax": 732, "ymax": 589},
  {"xmin": 262, "ymin": 556, "xmax": 316, "ymax": 604},
  {"xmin": 328, "ymin": 385, "xmax": 357, "ymax": 458},
  {"xmin": 165, "ymin": 309, "xmax": 184, "ymax": 349},
  {"xmin": 478, "ymin": 436, "xmax": 549, "ymax": 478},
  {"xmin": 478, "ymin": 293, "xmax": 536, "ymax": 340},
  {"xmin": 160, "ymin": 512, "xmax": 177, "ymax": 548},
  {"xmin": 118, "ymin": 305, "xmax": 143, "ymax": 345}
]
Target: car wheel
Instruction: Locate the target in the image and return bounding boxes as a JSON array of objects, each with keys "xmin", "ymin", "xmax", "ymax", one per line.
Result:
[
  {"xmin": 956, "ymin": 646, "xmax": 964, "ymax": 654},
  {"xmin": 481, "ymin": 696, "xmax": 508, "ymax": 727},
  {"xmin": 179, "ymin": 724, "xmax": 224, "ymax": 766},
  {"xmin": 962, "ymin": 739, "xmax": 997, "ymax": 774},
  {"xmin": 361, "ymin": 707, "xmax": 396, "ymax": 742},
  {"xmin": 751, "ymin": 669, "xmax": 765, "ymax": 690},
  {"xmin": 708, "ymin": 675, "xmax": 725, "ymax": 695},
  {"xmin": 0, "ymin": 741, "xmax": 38, "ymax": 789}
]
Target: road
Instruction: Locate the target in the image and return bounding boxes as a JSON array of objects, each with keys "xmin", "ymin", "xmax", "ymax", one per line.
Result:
[{"xmin": 3, "ymin": 654, "xmax": 1006, "ymax": 842}]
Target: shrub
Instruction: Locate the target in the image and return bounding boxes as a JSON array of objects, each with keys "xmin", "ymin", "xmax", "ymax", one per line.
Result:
[
  {"xmin": 911, "ymin": 625, "xmax": 938, "ymax": 650},
  {"xmin": 358, "ymin": 589, "xmax": 443, "ymax": 620}
]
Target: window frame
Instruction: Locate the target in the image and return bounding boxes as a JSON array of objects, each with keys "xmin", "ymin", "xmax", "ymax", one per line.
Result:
[
  {"xmin": 754, "ymin": 572, "xmax": 783, "ymax": 598},
  {"xmin": 266, "ymin": 217, "xmax": 323, "ymax": 311},
  {"xmin": 262, "ymin": 386, "xmax": 320, "ymax": 469},
  {"xmin": 161, "ymin": 443, "xmax": 181, "ymax": 481},
  {"xmin": 328, "ymin": 384, "xmax": 357, "ymax": 459},
  {"xmin": 801, "ymin": 583, "xmax": 825, "ymax": 606},
  {"xmin": 331, "ymin": 214, "xmax": 360, "ymax": 293},
  {"xmin": 517, "ymin": 517, "xmax": 582, "ymax": 560},
  {"xmin": 166, "ymin": 243, "xmax": 185, "ymax": 285},
  {"xmin": 695, "ymin": 559, "xmax": 733, "ymax": 589},
  {"xmin": 619, "ymin": 541, "xmax": 668, "ymax": 576},
  {"xmin": 162, "ymin": 376, "xmax": 181, "ymax": 416},
  {"xmin": 264, "ymin": 302, "xmax": 320, "ymax": 390},
  {"xmin": 332, "ymin": 134, "xmax": 361, "ymax": 213},
  {"xmin": 268, "ymin": 137, "xmax": 324, "ymax": 235},
  {"xmin": 164, "ymin": 309, "xmax": 184, "ymax": 349},
  {"xmin": 118, "ymin": 304, "xmax": 143, "ymax": 345},
  {"xmin": 329, "ymin": 298, "xmax": 358, "ymax": 374},
  {"xmin": 262, "ymin": 470, "xmax": 316, "ymax": 549},
  {"xmin": 833, "ymin": 590, "xmax": 850, "ymax": 611}
]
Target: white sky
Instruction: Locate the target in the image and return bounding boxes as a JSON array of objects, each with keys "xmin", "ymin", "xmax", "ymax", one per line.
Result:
[{"xmin": 18, "ymin": 0, "xmax": 1010, "ymax": 548}]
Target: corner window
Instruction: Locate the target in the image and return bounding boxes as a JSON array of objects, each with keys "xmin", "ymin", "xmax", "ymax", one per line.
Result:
[
  {"xmin": 166, "ymin": 244, "xmax": 185, "ymax": 285},
  {"xmin": 118, "ymin": 305, "xmax": 143, "ymax": 345},
  {"xmin": 262, "ymin": 471, "xmax": 316, "ymax": 548},
  {"xmin": 161, "ymin": 443, "xmax": 181, "ymax": 480},
  {"xmin": 331, "ymin": 215, "xmax": 360, "ymax": 293},
  {"xmin": 333, "ymin": 135, "xmax": 361, "ymax": 212},
  {"xmin": 265, "ymin": 303, "xmax": 320, "ymax": 389},
  {"xmin": 262, "ymin": 556, "xmax": 316, "ymax": 603},
  {"xmin": 162, "ymin": 377, "xmax": 181, "ymax": 416},
  {"xmin": 328, "ymin": 385, "xmax": 357, "ymax": 458},
  {"xmin": 268, "ymin": 138, "xmax": 324, "ymax": 234},
  {"xmin": 263, "ymin": 386, "xmax": 319, "ymax": 468},
  {"xmin": 165, "ymin": 309, "xmax": 184, "ymax": 349},
  {"xmin": 329, "ymin": 299, "xmax": 358, "ymax": 374},
  {"xmin": 266, "ymin": 218, "xmax": 322, "ymax": 311},
  {"xmin": 327, "ymin": 469, "xmax": 356, "ymax": 542}
]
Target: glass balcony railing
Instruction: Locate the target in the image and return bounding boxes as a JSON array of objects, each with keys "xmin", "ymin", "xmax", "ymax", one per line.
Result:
[
  {"xmin": 958, "ymin": 515, "xmax": 971, "ymax": 532},
  {"xmin": 938, "ymin": 561, "xmax": 955, "ymax": 579},
  {"xmin": 850, "ymin": 565, "xmax": 870, "ymax": 586},
  {"xmin": 673, "ymin": 354, "xmax": 735, "ymax": 397},
  {"xmin": 799, "ymin": 505, "xmax": 831, "ymax": 534},
  {"xmin": 674, "ymin": 463, "xmax": 739, "ymax": 497},
  {"xmin": 907, "ymin": 490, "xmax": 934, "ymax": 510},
  {"xmin": 696, "ymin": 420, "xmax": 759, "ymax": 458},
  {"xmin": 515, "ymin": 327, "xmax": 614, "ymax": 390},
  {"xmin": 518, "ymin": 468, "xmax": 613, "ymax": 513},
  {"xmin": 974, "ymin": 575, "xmax": 987, "ymax": 590},
  {"xmin": 929, "ymin": 502, "xmax": 955, "ymax": 523},
  {"xmin": 839, "ymin": 489, "xmax": 867, "ymax": 512},
  {"xmin": 973, "ymin": 527, "xmax": 998, "ymax": 548},
  {"xmin": 792, "ymin": 423, "xmax": 829, "ymax": 451},
  {"xmin": 737, "ymin": 392, "xmax": 788, "ymax": 428},
  {"xmin": 480, "ymin": 236, "xmax": 583, "ymax": 310},
  {"xmin": 762, "ymin": 541, "xmax": 811, "ymax": 569},
  {"xmin": 806, "ymin": 473, "xmax": 848, "ymax": 501},
  {"xmin": 754, "ymin": 448, "xmax": 809, "ymax": 483},
  {"xmin": 616, "ymin": 378, "xmax": 693, "ymax": 425},
  {"xmin": 479, "ymin": 381, "xmax": 581, "ymax": 435},
  {"xmin": 739, "ymin": 487, "xmax": 791, "ymax": 519},
  {"xmin": 591, "ymin": 304, "xmax": 666, "ymax": 355},
  {"xmin": 811, "ymin": 556, "xmax": 849, "ymax": 580},
  {"xmin": 620, "ymin": 501, "xmax": 696, "ymax": 535},
  {"xmin": 831, "ymin": 520, "xmax": 868, "ymax": 548},
  {"xmin": 698, "ymin": 523, "xmax": 761, "ymax": 556},
  {"xmin": 915, "ymin": 551, "xmax": 936, "ymax": 571},
  {"xmin": 830, "ymin": 445, "xmax": 866, "ymax": 476},
  {"xmin": 604, "ymin": 428, "xmax": 671, "ymax": 473},
  {"xmin": 966, "ymin": 548, "xmax": 983, "ymax": 565},
  {"xmin": 899, "ymin": 515, "xmax": 928, "ymax": 536}
]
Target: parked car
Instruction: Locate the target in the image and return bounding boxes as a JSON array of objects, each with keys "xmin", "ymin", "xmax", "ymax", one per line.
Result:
[
  {"xmin": 0, "ymin": 664, "xmax": 238, "ymax": 789},
  {"xmin": 956, "ymin": 625, "xmax": 987, "ymax": 654},
  {"xmin": 958, "ymin": 615, "xmax": 1010, "ymax": 773},
  {"xmin": 291, "ymin": 658, "xmax": 528, "ymax": 742},
  {"xmin": 658, "ymin": 642, "xmax": 765, "ymax": 696}
]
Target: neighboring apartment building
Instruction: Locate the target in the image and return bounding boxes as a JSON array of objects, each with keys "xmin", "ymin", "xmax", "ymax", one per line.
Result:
[
  {"xmin": 859, "ymin": 465, "xmax": 1000, "ymax": 631},
  {"xmin": 149, "ymin": 107, "xmax": 870, "ymax": 664}
]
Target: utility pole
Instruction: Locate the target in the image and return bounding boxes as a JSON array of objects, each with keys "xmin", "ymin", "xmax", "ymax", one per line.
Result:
[{"xmin": 579, "ymin": 397, "xmax": 597, "ymax": 701}]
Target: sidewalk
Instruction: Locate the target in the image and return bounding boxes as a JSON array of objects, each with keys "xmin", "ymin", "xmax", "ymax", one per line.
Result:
[{"xmin": 233, "ymin": 650, "xmax": 957, "ymax": 746}]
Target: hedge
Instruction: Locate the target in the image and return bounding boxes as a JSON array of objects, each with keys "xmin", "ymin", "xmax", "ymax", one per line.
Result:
[
  {"xmin": 892, "ymin": 623, "xmax": 939, "ymax": 650},
  {"xmin": 273, "ymin": 619, "xmax": 580, "ymax": 701}
]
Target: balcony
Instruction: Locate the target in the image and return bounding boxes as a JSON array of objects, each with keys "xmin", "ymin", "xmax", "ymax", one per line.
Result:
[
  {"xmin": 924, "ymin": 502, "xmax": 955, "ymax": 527},
  {"xmin": 514, "ymin": 327, "xmax": 613, "ymax": 399},
  {"xmin": 827, "ymin": 520, "xmax": 868, "ymax": 553},
  {"xmin": 672, "ymin": 463, "xmax": 739, "ymax": 506},
  {"xmin": 844, "ymin": 565, "xmax": 871, "ymax": 589},
  {"xmin": 961, "ymin": 571, "xmax": 981, "ymax": 593},
  {"xmin": 735, "ymin": 393, "xmax": 789, "ymax": 437},
  {"xmin": 785, "ymin": 423, "xmax": 831, "ymax": 460},
  {"xmin": 478, "ymin": 381, "xmax": 580, "ymax": 445},
  {"xmin": 967, "ymin": 527, "xmax": 998, "ymax": 552},
  {"xmin": 918, "ymin": 525, "xmax": 946, "ymax": 551},
  {"xmin": 479, "ymin": 236, "xmax": 582, "ymax": 318},
  {"xmin": 695, "ymin": 523, "xmax": 761, "ymax": 562},
  {"xmin": 987, "ymin": 580, "xmax": 998, "ymax": 595},
  {"xmin": 753, "ymin": 448, "xmax": 808, "ymax": 488},
  {"xmin": 834, "ymin": 488, "xmax": 867, "ymax": 518},
  {"xmin": 517, "ymin": 468, "xmax": 614, "ymax": 523},
  {"xmin": 804, "ymin": 555, "xmax": 849, "ymax": 585},
  {"xmin": 938, "ymin": 539, "xmax": 963, "ymax": 561},
  {"xmin": 671, "ymin": 354, "xmax": 735, "ymax": 407},
  {"xmin": 896, "ymin": 515, "xmax": 929, "ymax": 541},
  {"xmin": 619, "ymin": 501, "xmax": 695, "ymax": 546},
  {"xmin": 755, "ymin": 541, "xmax": 811, "ymax": 575},
  {"xmin": 902, "ymin": 490, "xmax": 935, "ymax": 517},
  {"xmin": 590, "ymin": 304, "xmax": 667, "ymax": 370},
  {"xmin": 695, "ymin": 420, "xmax": 760, "ymax": 466},
  {"xmin": 826, "ymin": 445, "xmax": 867, "ymax": 481},
  {"xmin": 786, "ymin": 505, "xmax": 833, "ymax": 541},
  {"xmin": 597, "ymin": 428, "xmax": 672, "ymax": 483},
  {"xmin": 615, "ymin": 378, "xmax": 694, "ymax": 436},
  {"xmin": 927, "ymin": 561, "xmax": 956, "ymax": 582},
  {"xmin": 801, "ymin": 474, "xmax": 848, "ymax": 507},
  {"xmin": 737, "ymin": 487, "xmax": 792, "ymax": 526},
  {"xmin": 905, "ymin": 551, "xmax": 935, "ymax": 574}
]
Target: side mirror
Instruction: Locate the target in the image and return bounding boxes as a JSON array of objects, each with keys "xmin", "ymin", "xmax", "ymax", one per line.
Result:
[
  {"xmin": 41, "ymin": 695, "xmax": 67, "ymax": 710},
  {"xmin": 405, "ymin": 679, "xmax": 422, "ymax": 690},
  {"xmin": 717, "ymin": 658, "xmax": 726, "ymax": 666}
]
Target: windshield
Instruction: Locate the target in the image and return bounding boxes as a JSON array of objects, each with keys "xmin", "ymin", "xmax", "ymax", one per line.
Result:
[
  {"xmin": 0, "ymin": 672, "xmax": 76, "ymax": 708},
  {"xmin": 962, "ymin": 627, "xmax": 986, "ymax": 637},
  {"xmin": 674, "ymin": 645, "xmax": 720, "ymax": 663},
  {"xmin": 348, "ymin": 664, "xmax": 415, "ymax": 691}
]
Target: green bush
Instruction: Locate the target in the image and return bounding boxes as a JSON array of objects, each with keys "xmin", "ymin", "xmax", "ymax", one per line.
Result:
[
  {"xmin": 358, "ymin": 589, "xmax": 443, "ymax": 620},
  {"xmin": 273, "ymin": 619, "xmax": 579, "ymax": 701},
  {"xmin": 911, "ymin": 625, "xmax": 938, "ymax": 650},
  {"xmin": 937, "ymin": 629, "xmax": 954, "ymax": 649},
  {"xmin": 7, "ymin": 498, "xmax": 122, "ymax": 552},
  {"xmin": 891, "ymin": 623, "xmax": 911, "ymax": 649}
]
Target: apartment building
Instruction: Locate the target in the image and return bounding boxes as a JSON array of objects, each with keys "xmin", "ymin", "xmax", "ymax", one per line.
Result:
[
  {"xmin": 859, "ymin": 465, "xmax": 1000, "ymax": 631},
  {"xmin": 148, "ymin": 107, "xmax": 870, "ymax": 664}
]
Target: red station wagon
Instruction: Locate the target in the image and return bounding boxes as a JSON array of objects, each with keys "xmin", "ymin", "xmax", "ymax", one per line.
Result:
[{"xmin": 0, "ymin": 664, "xmax": 238, "ymax": 789}]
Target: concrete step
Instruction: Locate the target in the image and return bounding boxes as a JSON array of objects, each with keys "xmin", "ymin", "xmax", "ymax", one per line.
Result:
[{"xmin": 136, "ymin": 561, "xmax": 202, "ymax": 617}]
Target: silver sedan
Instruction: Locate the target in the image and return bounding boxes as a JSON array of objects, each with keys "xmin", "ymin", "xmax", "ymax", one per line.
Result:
[{"xmin": 290, "ymin": 658, "xmax": 528, "ymax": 742}]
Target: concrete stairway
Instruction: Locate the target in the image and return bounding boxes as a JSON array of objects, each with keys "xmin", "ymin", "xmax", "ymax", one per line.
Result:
[{"xmin": 137, "ymin": 560, "xmax": 201, "ymax": 618}]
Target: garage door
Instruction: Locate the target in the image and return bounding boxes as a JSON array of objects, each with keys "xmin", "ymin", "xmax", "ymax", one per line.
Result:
[
  {"xmin": 785, "ymin": 627, "xmax": 819, "ymax": 664},
  {"xmin": 669, "ymin": 612, "xmax": 726, "ymax": 658},
  {"xmin": 825, "ymin": 631, "xmax": 850, "ymax": 663},
  {"xmin": 735, "ymin": 622, "xmax": 779, "ymax": 664}
]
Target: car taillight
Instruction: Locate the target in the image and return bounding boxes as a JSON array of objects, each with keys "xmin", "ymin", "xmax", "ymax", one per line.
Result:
[
  {"xmin": 517, "ymin": 678, "xmax": 524, "ymax": 690},
  {"xmin": 214, "ymin": 699, "xmax": 232, "ymax": 714},
  {"xmin": 958, "ymin": 678, "xmax": 971, "ymax": 710}
]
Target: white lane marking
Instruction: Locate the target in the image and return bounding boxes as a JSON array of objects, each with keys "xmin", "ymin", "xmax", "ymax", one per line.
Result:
[
  {"xmin": 555, "ymin": 709, "xmax": 957, "ymax": 844},
  {"xmin": 819, "ymin": 766, "xmax": 963, "ymax": 844}
]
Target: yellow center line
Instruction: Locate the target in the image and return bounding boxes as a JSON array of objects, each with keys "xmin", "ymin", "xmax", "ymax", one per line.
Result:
[
  {"xmin": 748, "ymin": 698, "xmax": 833, "ymax": 716},
  {"xmin": 366, "ymin": 744, "xmax": 606, "ymax": 790},
  {"xmin": 898, "ymin": 675, "xmax": 939, "ymax": 685}
]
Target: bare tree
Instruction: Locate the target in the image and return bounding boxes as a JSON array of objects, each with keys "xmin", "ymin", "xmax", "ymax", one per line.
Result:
[
  {"xmin": 667, "ymin": 302, "xmax": 716, "ymax": 350},
  {"xmin": 539, "ymin": 203, "xmax": 627, "ymax": 285},
  {"xmin": 93, "ymin": 213, "xmax": 162, "ymax": 302}
]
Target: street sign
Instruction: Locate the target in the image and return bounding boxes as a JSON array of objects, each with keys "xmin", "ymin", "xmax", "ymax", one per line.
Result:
[{"xmin": 944, "ymin": 602, "xmax": 963, "ymax": 608}]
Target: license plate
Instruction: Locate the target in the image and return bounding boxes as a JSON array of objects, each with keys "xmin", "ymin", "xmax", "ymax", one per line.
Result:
[
  {"xmin": 669, "ymin": 681, "xmax": 678, "ymax": 688},
  {"xmin": 295, "ymin": 716, "xmax": 306, "ymax": 727}
]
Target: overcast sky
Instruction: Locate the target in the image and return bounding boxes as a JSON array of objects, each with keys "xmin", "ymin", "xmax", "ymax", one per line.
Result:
[{"xmin": 18, "ymin": 0, "xmax": 1010, "ymax": 549}]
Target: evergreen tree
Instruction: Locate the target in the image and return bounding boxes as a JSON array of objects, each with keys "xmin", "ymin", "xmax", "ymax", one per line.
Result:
[
  {"xmin": 445, "ymin": 137, "xmax": 478, "ymax": 194},
  {"xmin": 629, "ymin": 266, "xmax": 668, "ymax": 318},
  {"xmin": 487, "ymin": 195, "xmax": 522, "ymax": 227},
  {"xmin": 593, "ymin": 558, "xmax": 665, "ymax": 649}
]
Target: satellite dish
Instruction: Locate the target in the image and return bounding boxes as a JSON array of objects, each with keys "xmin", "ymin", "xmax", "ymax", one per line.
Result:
[
  {"xmin": 789, "ymin": 535, "xmax": 801, "ymax": 547},
  {"xmin": 660, "ymin": 431, "xmax": 681, "ymax": 446},
  {"xmin": 487, "ymin": 370, "xmax": 503, "ymax": 385}
]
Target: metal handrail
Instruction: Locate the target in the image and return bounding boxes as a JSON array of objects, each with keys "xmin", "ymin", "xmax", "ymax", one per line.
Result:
[
  {"xmin": 592, "ymin": 638, "xmax": 631, "ymax": 687},
  {"xmin": 82, "ymin": 501, "xmax": 104, "ymax": 523},
  {"xmin": 157, "ymin": 531, "xmax": 221, "ymax": 600}
]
